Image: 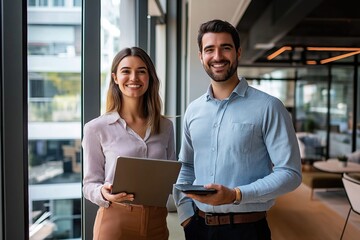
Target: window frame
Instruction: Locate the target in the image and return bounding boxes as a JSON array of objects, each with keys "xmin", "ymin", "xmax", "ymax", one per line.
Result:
[{"xmin": 1, "ymin": 0, "xmax": 28, "ymax": 239}]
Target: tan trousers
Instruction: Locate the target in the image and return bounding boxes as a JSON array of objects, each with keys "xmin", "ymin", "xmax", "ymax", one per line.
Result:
[{"xmin": 93, "ymin": 202, "xmax": 169, "ymax": 240}]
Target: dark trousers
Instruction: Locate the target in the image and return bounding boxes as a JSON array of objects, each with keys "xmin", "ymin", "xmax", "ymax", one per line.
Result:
[{"xmin": 184, "ymin": 214, "xmax": 271, "ymax": 240}]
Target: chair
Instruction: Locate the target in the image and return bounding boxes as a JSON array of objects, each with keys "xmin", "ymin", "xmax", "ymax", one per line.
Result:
[
  {"xmin": 297, "ymin": 132, "xmax": 326, "ymax": 164},
  {"xmin": 302, "ymin": 169, "xmax": 343, "ymax": 200},
  {"xmin": 340, "ymin": 173, "xmax": 360, "ymax": 240},
  {"xmin": 347, "ymin": 150, "xmax": 360, "ymax": 164}
]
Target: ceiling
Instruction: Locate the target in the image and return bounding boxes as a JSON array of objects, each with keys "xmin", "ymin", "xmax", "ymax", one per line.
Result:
[{"xmin": 236, "ymin": 0, "xmax": 360, "ymax": 66}]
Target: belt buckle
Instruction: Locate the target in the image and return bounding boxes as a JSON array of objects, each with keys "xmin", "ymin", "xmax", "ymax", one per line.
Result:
[{"xmin": 205, "ymin": 213, "xmax": 219, "ymax": 226}]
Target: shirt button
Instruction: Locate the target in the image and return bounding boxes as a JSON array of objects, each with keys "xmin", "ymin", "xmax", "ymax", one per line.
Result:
[
  {"xmin": 214, "ymin": 123, "xmax": 218, "ymax": 128},
  {"xmin": 211, "ymin": 148, "xmax": 215, "ymax": 152}
]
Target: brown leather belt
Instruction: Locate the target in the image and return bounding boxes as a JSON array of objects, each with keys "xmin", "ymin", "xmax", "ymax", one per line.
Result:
[{"xmin": 197, "ymin": 210, "xmax": 266, "ymax": 226}]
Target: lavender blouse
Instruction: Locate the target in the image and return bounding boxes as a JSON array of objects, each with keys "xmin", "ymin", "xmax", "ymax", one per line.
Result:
[{"xmin": 82, "ymin": 111, "xmax": 176, "ymax": 207}]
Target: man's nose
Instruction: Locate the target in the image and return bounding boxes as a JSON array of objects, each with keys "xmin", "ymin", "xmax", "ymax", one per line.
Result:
[{"xmin": 213, "ymin": 49, "xmax": 223, "ymax": 60}]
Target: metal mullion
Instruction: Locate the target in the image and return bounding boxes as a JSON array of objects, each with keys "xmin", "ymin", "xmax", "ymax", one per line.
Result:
[
  {"xmin": 81, "ymin": 0, "xmax": 101, "ymax": 239},
  {"xmin": 136, "ymin": 0, "xmax": 148, "ymax": 51},
  {"xmin": 1, "ymin": 0, "xmax": 28, "ymax": 239}
]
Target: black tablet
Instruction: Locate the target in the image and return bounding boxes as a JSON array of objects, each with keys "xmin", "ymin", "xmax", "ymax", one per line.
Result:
[{"xmin": 175, "ymin": 184, "xmax": 217, "ymax": 195}]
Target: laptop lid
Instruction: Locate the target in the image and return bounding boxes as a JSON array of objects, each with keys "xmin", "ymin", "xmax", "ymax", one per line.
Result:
[{"xmin": 111, "ymin": 156, "xmax": 181, "ymax": 207}]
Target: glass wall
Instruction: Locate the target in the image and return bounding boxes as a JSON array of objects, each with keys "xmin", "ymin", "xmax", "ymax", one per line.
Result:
[
  {"xmin": 242, "ymin": 65, "xmax": 359, "ymax": 160},
  {"xmin": 296, "ymin": 66, "xmax": 355, "ymax": 158},
  {"xmin": 242, "ymin": 67, "xmax": 296, "ymax": 118},
  {"xmin": 296, "ymin": 68, "xmax": 329, "ymax": 133},
  {"xmin": 27, "ymin": 1, "xmax": 82, "ymax": 239},
  {"xmin": 329, "ymin": 67, "xmax": 354, "ymax": 156}
]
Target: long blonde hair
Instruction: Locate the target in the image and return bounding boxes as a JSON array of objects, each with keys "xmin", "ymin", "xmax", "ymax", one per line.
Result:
[{"xmin": 106, "ymin": 47, "xmax": 162, "ymax": 134}]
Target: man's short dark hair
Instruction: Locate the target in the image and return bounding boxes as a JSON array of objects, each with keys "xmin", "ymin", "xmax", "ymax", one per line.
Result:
[{"xmin": 197, "ymin": 19, "xmax": 241, "ymax": 52}]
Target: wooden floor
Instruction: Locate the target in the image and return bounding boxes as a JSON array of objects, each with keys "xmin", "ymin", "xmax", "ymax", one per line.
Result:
[
  {"xmin": 268, "ymin": 184, "xmax": 360, "ymax": 240},
  {"xmin": 168, "ymin": 183, "xmax": 360, "ymax": 240}
]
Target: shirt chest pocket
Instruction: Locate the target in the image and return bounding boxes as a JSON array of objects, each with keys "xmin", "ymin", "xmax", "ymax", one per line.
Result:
[{"xmin": 231, "ymin": 123, "xmax": 254, "ymax": 153}]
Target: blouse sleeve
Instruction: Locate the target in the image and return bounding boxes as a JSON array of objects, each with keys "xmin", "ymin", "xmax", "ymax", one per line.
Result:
[{"xmin": 82, "ymin": 122, "xmax": 110, "ymax": 208}]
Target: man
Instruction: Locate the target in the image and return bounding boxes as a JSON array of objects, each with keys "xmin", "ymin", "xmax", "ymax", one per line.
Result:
[{"xmin": 173, "ymin": 19, "xmax": 302, "ymax": 240}]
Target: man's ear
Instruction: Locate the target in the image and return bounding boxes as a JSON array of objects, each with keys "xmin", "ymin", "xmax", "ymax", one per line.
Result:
[
  {"xmin": 237, "ymin": 48, "xmax": 242, "ymax": 60},
  {"xmin": 198, "ymin": 51, "xmax": 203, "ymax": 63}
]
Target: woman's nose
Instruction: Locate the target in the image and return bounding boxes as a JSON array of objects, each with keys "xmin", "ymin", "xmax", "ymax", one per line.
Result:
[{"xmin": 130, "ymin": 72, "xmax": 137, "ymax": 80}]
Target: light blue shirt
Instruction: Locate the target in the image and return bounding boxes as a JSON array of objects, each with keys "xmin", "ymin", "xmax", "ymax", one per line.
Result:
[{"xmin": 173, "ymin": 78, "xmax": 302, "ymax": 223}]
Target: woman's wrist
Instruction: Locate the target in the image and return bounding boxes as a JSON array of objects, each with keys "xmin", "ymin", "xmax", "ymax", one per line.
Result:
[{"xmin": 100, "ymin": 186, "xmax": 108, "ymax": 201}]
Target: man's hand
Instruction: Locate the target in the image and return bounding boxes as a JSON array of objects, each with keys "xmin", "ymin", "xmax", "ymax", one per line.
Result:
[
  {"xmin": 185, "ymin": 184, "xmax": 237, "ymax": 205},
  {"xmin": 101, "ymin": 183, "xmax": 134, "ymax": 203},
  {"xmin": 181, "ymin": 217, "xmax": 192, "ymax": 227}
]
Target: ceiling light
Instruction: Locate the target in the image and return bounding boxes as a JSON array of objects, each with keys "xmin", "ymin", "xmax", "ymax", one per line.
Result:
[
  {"xmin": 320, "ymin": 50, "xmax": 360, "ymax": 64},
  {"xmin": 307, "ymin": 47, "xmax": 360, "ymax": 51},
  {"xmin": 266, "ymin": 45, "xmax": 360, "ymax": 64},
  {"xmin": 267, "ymin": 46, "xmax": 292, "ymax": 60}
]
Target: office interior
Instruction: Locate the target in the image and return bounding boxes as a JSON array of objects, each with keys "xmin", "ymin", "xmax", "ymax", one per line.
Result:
[{"xmin": 1, "ymin": 0, "xmax": 359, "ymax": 239}]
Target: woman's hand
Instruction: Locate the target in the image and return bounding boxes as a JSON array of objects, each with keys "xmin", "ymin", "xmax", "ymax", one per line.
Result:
[{"xmin": 101, "ymin": 182, "xmax": 134, "ymax": 203}]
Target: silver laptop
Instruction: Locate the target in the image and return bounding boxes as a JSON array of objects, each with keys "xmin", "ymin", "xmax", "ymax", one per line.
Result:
[{"xmin": 111, "ymin": 156, "xmax": 181, "ymax": 207}]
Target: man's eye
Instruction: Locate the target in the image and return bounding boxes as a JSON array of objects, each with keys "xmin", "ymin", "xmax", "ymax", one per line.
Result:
[{"xmin": 223, "ymin": 46, "xmax": 232, "ymax": 51}]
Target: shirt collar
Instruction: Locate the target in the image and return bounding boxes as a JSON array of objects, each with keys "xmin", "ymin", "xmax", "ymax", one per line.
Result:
[
  {"xmin": 205, "ymin": 77, "xmax": 248, "ymax": 101},
  {"xmin": 104, "ymin": 111, "xmax": 151, "ymax": 140},
  {"xmin": 104, "ymin": 111, "xmax": 129, "ymax": 129},
  {"xmin": 104, "ymin": 111, "xmax": 122, "ymax": 125}
]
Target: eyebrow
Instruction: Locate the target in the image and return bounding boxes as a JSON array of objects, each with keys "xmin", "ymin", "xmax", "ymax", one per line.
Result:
[
  {"xmin": 120, "ymin": 66, "xmax": 147, "ymax": 70},
  {"xmin": 203, "ymin": 43, "xmax": 234, "ymax": 51}
]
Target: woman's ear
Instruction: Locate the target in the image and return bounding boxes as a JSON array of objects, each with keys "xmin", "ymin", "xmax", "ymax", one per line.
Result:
[{"xmin": 111, "ymin": 73, "xmax": 117, "ymax": 83}]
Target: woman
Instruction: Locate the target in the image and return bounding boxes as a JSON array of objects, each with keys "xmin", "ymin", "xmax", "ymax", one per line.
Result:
[{"xmin": 82, "ymin": 47, "xmax": 176, "ymax": 240}]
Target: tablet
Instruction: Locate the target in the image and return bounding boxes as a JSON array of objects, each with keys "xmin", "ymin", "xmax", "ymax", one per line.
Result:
[
  {"xmin": 175, "ymin": 184, "xmax": 217, "ymax": 195},
  {"xmin": 111, "ymin": 156, "xmax": 181, "ymax": 207}
]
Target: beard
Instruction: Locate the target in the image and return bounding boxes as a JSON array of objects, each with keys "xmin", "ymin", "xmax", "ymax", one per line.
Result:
[{"xmin": 203, "ymin": 59, "xmax": 238, "ymax": 82}]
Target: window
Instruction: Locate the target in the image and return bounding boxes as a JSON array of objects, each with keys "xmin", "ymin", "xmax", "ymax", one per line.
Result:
[
  {"xmin": 73, "ymin": 0, "xmax": 81, "ymax": 7},
  {"xmin": 53, "ymin": 0, "xmax": 65, "ymax": 7},
  {"xmin": 28, "ymin": 0, "xmax": 36, "ymax": 6},
  {"xmin": 28, "ymin": 0, "xmax": 49, "ymax": 7},
  {"xmin": 28, "ymin": 25, "xmax": 79, "ymax": 56},
  {"xmin": 27, "ymin": 2, "xmax": 82, "ymax": 239}
]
